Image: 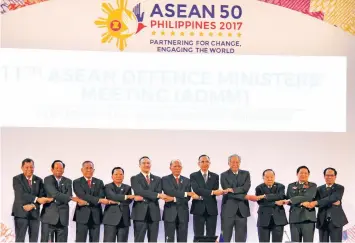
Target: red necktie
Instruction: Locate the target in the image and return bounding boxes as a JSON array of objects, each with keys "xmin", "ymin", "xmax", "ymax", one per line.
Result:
[
  {"xmin": 146, "ymin": 175, "xmax": 150, "ymax": 185},
  {"xmin": 87, "ymin": 179, "xmax": 92, "ymax": 188},
  {"xmin": 175, "ymin": 177, "xmax": 180, "ymax": 184},
  {"xmin": 27, "ymin": 179, "xmax": 32, "ymax": 187}
]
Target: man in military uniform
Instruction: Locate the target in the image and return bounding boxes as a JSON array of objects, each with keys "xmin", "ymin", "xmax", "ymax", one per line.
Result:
[{"xmin": 285, "ymin": 166, "xmax": 317, "ymax": 242}]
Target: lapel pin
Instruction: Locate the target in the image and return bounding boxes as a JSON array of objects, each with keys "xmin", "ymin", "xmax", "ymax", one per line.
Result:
[
  {"xmin": 92, "ymin": 182, "xmax": 95, "ymax": 185},
  {"xmin": 121, "ymin": 188, "xmax": 123, "ymax": 191},
  {"xmin": 209, "ymin": 175, "xmax": 211, "ymax": 179},
  {"xmin": 292, "ymin": 187, "xmax": 297, "ymax": 189},
  {"xmin": 33, "ymin": 181, "xmax": 36, "ymax": 184},
  {"xmin": 181, "ymin": 180, "xmax": 183, "ymax": 183},
  {"xmin": 151, "ymin": 178, "xmax": 154, "ymax": 181}
]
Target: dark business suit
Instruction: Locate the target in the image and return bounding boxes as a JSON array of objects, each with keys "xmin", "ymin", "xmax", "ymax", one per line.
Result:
[
  {"xmin": 131, "ymin": 173, "xmax": 162, "ymax": 242},
  {"xmin": 220, "ymin": 169, "xmax": 251, "ymax": 242},
  {"xmin": 41, "ymin": 175, "xmax": 72, "ymax": 242},
  {"xmin": 286, "ymin": 181, "xmax": 317, "ymax": 242},
  {"xmin": 103, "ymin": 182, "xmax": 133, "ymax": 242},
  {"xmin": 73, "ymin": 176, "xmax": 105, "ymax": 242},
  {"xmin": 162, "ymin": 174, "xmax": 191, "ymax": 242},
  {"xmin": 316, "ymin": 184, "xmax": 348, "ymax": 242},
  {"xmin": 190, "ymin": 171, "xmax": 219, "ymax": 237},
  {"xmin": 255, "ymin": 183, "xmax": 288, "ymax": 242},
  {"xmin": 12, "ymin": 173, "xmax": 44, "ymax": 242}
]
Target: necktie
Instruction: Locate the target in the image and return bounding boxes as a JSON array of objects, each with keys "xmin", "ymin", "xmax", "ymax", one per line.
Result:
[
  {"xmin": 87, "ymin": 179, "xmax": 92, "ymax": 188},
  {"xmin": 27, "ymin": 179, "xmax": 32, "ymax": 187},
  {"xmin": 57, "ymin": 179, "xmax": 61, "ymax": 187},
  {"xmin": 175, "ymin": 177, "xmax": 180, "ymax": 184},
  {"xmin": 146, "ymin": 175, "xmax": 150, "ymax": 185},
  {"xmin": 203, "ymin": 173, "xmax": 207, "ymax": 183}
]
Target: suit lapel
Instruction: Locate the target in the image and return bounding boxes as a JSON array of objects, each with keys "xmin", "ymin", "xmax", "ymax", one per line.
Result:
[
  {"xmin": 21, "ymin": 174, "xmax": 32, "ymax": 193},
  {"xmin": 170, "ymin": 174, "xmax": 178, "ymax": 189},
  {"xmin": 271, "ymin": 183, "xmax": 277, "ymax": 194},
  {"xmin": 81, "ymin": 177, "xmax": 91, "ymax": 194},
  {"xmin": 52, "ymin": 175, "xmax": 59, "ymax": 191},
  {"xmin": 226, "ymin": 170, "xmax": 238, "ymax": 187},
  {"xmin": 178, "ymin": 176, "xmax": 185, "ymax": 190},
  {"xmin": 196, "ymin": 172, "xmax": 207, "ymax": 188},
  {"xmin": 113, "ymin": 182, "xmax": 124, "ymax": 194},
  {"xmin": 236, "ymin": 171, "xmax": 242, "ymax": 187},
  {"xmin": 90, "ymin": 178, "xmax": 97, "ymax": 194},
  {"xmin": 206, "ymin": 172, "xmax": 214, "ymax": 188},
  {"xmin": 138, "ymin": 173, "xmax": 149, "ymax": 188},
  {"xmin": 262, "ymin": 184, "xmax": 269, "ymax": 194},
  {"xmin": 113, "ymin": 182, "xmax": 119, "ymax": 193}
]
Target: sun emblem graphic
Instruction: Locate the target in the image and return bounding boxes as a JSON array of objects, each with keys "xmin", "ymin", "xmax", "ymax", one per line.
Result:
[{"xmin": 95, "ymin": 0, "xmax": 146, "ymax": 51}]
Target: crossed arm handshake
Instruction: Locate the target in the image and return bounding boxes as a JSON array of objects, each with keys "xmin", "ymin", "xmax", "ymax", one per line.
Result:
[
  {"xmin": 133, "ymin": 192, "xmax": 201, "ymax": 203},
  {"xmin": 211, "ymin": 188, "xmax": 265, "ymax": 202},
  {"xmin": 300, "ymin": 200, "xmax": 340, "ymax": 209},
  {"xmin": 22, "ymin": 197, "xmax": 54, "ymax": 211}
]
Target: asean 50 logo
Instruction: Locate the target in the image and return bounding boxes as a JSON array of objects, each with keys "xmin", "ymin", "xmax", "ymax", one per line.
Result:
[{"xmin": 95, "ymin": 0, "xmax": 146, "ymax": 51}]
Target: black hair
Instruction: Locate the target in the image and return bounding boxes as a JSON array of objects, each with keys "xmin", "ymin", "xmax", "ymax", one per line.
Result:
[
  {"xmin": 21, "ymin": 158, "xmax": 34, "ymax": 167},
  {"xmin": 111, "ymin": 167, "xmax": 125, "ymax": 175},
  {"xmin": 51, "ymin": 160, "xmax": 65, "ymax": 169},
  {"xmin": 323, "ymin": 167, "xmax": 337, "ymax": 176},
  {"xmin": 296, "ymin": 166, "xmax": 310, "ymax": 174}
]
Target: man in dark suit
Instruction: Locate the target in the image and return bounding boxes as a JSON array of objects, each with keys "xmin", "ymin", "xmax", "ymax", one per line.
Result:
[
  {"xmin": 190, "ymin": 154, "xmax": 222, "ymax": 238},
  {"xmin": 306, "ymin": 167, "xmax": 348, "ymax": 242},
  {"xmin": 220, "ymin": 154, "xmax": 252, "ymax": 242},
  {"xmin": 285, "ymin": 166, "xmax": 317, "ymax": 242},
  {"xmin": 41, "ymin": 160, "xmax": 87, "ymax": 242},
  {"xmin": 12, "ymin": 158, "xmax": 52, "ymax": 242},
  {"xmin": 73, "ymin": 161, "xmax": 110, "ymax": 242},
  {"xmin": 255, "ymin": 169, "xmax": 288, "ymax": 242},
  {"xmin": 162, "ymin": 159, "xmax": 200, "ymax": 242},
  {"xmin": 131, "ymin": 156, "xmax": 170, "ymax": 242},
  {"xmin": 103, "ymin": 166, "xmax": 135, "ymax": 242}
]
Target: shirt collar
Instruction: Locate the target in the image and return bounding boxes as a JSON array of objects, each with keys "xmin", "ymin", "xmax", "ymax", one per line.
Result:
[
  {"xmin": 141, "ymin": 172, "xmax": 151, "ymax": 178},
  {"xmin": 232, "ymin": 170, "xmax": 239, "ymax": 175},
  {"xmin": 326, "ymin": 184, "xmax": 333, "ymax": 188},
  {"xmin": 85, "ymin": 177, "xmax": 92, "ymax": 181},
  {"xmin": 200, "ymin": 170, "xmax": 208, "ymax": 176},
  {"xmin": 265, "ymin": 183, "xmax": 273, "ymax": 188},
  {"xmin": 25, "ymin": 175, "xmax": 33, "ymax": 181}
]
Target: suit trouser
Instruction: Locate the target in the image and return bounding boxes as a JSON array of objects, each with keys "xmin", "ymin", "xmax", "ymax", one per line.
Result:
[
  {"xmin": 14, "ymin": 217, "xmax": 40, "ymax": 242},
  {"xmin": 41, "ymin": 220, "xmax": 68, "ymax": 242},
  {"xmin": 290, "ymin": 221, "xmax": 315, "ymax": 242},
  {"xmin": 222, "ymin": 210, "xmax": 247, "ymax": 242},
  {"xmin": 318, "ymin": 220, "xmax": 343, "ymax": 242},
  {"xmin": 76, "ymin": 214, "xmax": 101, "ymax": 242},
  {"xmin": 193, "ymin": 210, "xmax": 217, "ymax": 237},
  {"xmin": 103, "ymin": 218, "xmax": 129, "ymax": 242},
  {"xmin": 164, "ymin": 215, "xmax": 188, "ymax": 242},
  {"xmin": 133, "ymin": 208, "xmax": 159, "ymax": 242},
  {"xmin": 257, "ymin": 217, "xmax": 284, "ymax": 242}
]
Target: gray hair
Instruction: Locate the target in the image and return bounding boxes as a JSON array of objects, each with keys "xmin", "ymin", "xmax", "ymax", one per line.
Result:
[
  {"xmin": 82, "ymin": 161, "xmax": 94, "ymax": 168},
  {"xmin": 170, "ymin": 159, "xmax": 182, "ymax": 166},
  {"xmin": 228, "ymin": 154, "xmax": 241, "ymax": 163}
]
